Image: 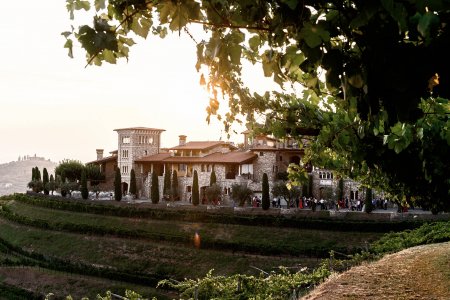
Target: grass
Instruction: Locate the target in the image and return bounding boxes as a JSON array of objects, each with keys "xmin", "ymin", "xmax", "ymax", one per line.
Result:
[
  {"xmin": 4, "ymin": 200, "xmax": 383, "ymax": 256},
  {"xmin": 0, "ymin": 266, "xmax": 174, "ymax": 300}
]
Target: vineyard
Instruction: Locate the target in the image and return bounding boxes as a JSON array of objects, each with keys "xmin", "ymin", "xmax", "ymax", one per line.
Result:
[{"xmin": 0, "ymin": 194, "xmax": 446, "ymax": 299}]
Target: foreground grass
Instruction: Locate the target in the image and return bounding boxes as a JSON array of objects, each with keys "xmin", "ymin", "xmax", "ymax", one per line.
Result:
[{"xmin": 0, "ymin": 266, "xmax": 174, "ymax": 300}]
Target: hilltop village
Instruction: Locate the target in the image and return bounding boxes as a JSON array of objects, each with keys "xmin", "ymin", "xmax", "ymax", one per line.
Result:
[{"xmin": 88, "ymin": 127, "xmax": 364, "ymax": 204}]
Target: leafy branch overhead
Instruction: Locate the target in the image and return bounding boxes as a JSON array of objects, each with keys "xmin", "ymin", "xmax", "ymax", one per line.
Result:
[{"xmin": 65, "ymin": 0, "xmax": 450, "ymax": 212}]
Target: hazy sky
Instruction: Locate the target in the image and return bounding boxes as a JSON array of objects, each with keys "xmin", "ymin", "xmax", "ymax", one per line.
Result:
[{"xmin": 0, "ymin": 2, "xmax": 275, "ymax": 164}]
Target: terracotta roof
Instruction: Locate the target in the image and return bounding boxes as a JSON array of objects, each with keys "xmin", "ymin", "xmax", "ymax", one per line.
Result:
[
  {"xmin": 169, "ymin": 141, "xmax": 226, "ymax": 151},
  {"xmin": 134, "ymin": 153, "xmax": 171, "ymax": 162},
  {"xmin": 250, "ymin": 146, "xmax": 304, "ymax": 153},
  {"xmin": 86, "ymin": 155, "xmax": 117, "ymax": 165},
  {"xmin": 135, "ymin": 151, "xmax": 257, "ymax": 164},
  {"xmin": 113, "ymin": 127, "xmax": 165, "ymax": 132}
]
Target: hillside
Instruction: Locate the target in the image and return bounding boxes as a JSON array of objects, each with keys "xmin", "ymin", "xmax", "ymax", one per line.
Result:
[
  {"xmin": 302, "ymin": 242, "xmax": 450, "ymax": 299},
  {"xmin": 0, "ymin": 158, "xmax": 57, "ymax": 196}
]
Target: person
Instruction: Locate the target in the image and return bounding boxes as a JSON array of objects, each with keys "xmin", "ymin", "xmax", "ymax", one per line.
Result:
[
  {"xmin": 272, "ymin": 198, "xmax": 276, "ymax": 208},
  {"xmin": 277, "ymin": 196, "xmax": 281, "ymax": 208}
]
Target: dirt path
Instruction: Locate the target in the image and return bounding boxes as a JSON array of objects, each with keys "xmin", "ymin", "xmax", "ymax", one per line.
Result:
[{"xmin": 302, "ymin": 242, "xmax": 450, "ymax": 300}]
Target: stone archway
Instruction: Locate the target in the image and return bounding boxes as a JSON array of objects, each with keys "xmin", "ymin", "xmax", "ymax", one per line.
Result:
[{"xmin": 122, "ymin": 182, "xmax": 128, "ymax": 196}]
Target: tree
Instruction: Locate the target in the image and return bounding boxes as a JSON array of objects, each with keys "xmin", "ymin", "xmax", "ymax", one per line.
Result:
[
  {"xmin": 80, "ymin": 168, "xmax": 89, "ymax": 199},
  {"xmin": 272, "ymin": 181, "xmax": 301, "ymax": 208},
  {"xmin": 338, "ymin": 178, "xmax": 344, "ymax": 201},
  {"xmin": 171, "ymin": 170, "xmax": 179, "ymax": 200},
  {"xmin": 114, "ymin": 167, "xmax": 122, "ymax": 201},
  {"xmin": 231, "ymin": 184, "xmax": 253, "ymax": 207},
  {"xmin": 129, "ymin": 168, "xmax": 137, "ymax": 198},
  {"xmin": 365, "ymin": 187, "xmax": 374, "ymax": 213},
  {"xmin": 67, "ymin": 1, "xmax": 450, "ymax": 212},
  {"xmin": 48, "ymin": 174, "xmax": 56, "ymax": 195},
  {"xmin": 262, "ymin": 173, "xmax": 270, "ymax": 210},
  {"xmin": 205, "ymin": 183, "xmax": 222, "ymax": 205},
  {"xmin": 163, "ymin": 169, "xmax": 171, "ymax": 199},
  {"xmin": 42, "ymin": 168, "xmax": 49, "ymax": 195},
  {"xmin": 151, "ymin": 171, "xmax": 159, "ymax": 204},
  {"xmin": 35, "ymin": 167, "xmax": 41, "ymax": 181},
  {"xmin": 210, "ymin": 170, "xmax": 217, "ymax": 186},
  {"xmin": 55, "ymin": 159, "xmax": 84, "ymax": 182},
  {"xmin": 85, "ymin": 164, "xmax": 104, "ymax": 186},
  {"xmin": 192, "ymin": 170, "xmax": 199, "ymax": 206}
]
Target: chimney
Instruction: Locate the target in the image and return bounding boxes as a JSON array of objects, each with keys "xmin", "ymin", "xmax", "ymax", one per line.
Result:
[
  {"xmin": 96, "ymin": 149, "xmax": 104, "ymax": 160},
  {"xmin": 179, "ymin": 135, "xmax": 187, "ymax": 146}
]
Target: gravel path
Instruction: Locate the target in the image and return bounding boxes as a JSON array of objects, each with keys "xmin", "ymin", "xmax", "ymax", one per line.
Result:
[{"xmin": 302, "ymin": 242, "xmax": 450, "ymax": 300}]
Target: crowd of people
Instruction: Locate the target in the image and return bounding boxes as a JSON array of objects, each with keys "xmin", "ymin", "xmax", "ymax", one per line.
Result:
[{"xmin": 267, "ymin": 196, "xmax": 391, "ymax": 211}]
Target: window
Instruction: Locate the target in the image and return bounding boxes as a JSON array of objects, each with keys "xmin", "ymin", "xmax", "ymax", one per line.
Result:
[
  {"xmin": 122, "ymin": 136, "xmax": 130, "ymax": 144},
  {"xmin": 122, "ymin": 149, "xmax": 129, "ymax": 158},
  {"xmin": 144, "ymin": 150, "xmax": 148, "ymax": 156},
  {"xmin": 122, "ymin": 165, "xmax": 129, "ymax": 174},
  {"xmin": 280, "ymin": 155, "xmax": 283, "ymax": 161},
  {"xmin": 186, "ymin": 186, "xmax": 192, "ymax": 192},
  {"xmin": 201, "ymin": 164, "xmax": 205, "ymax": 172},
  {"xmin": 179, "ymin": 164, "xmax": 187, "ymax": 172},
  {"xmin": 259, "ymin": 152, "xmax": 264, "ymax": 157}
]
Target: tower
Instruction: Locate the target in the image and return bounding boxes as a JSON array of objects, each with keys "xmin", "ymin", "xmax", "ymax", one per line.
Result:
[{"xmin": 114, "ymin": 127, "xmax": 165, "ymax": 194}]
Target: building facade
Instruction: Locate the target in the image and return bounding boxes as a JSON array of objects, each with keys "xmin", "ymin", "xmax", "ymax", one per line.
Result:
[{"xmin": 88, "ymin": 126, "xmax": 369, "ymax": 203}]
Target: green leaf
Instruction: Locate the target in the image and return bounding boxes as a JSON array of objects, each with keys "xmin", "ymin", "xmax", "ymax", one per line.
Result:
[
  {"xmin": 229, "ymin": 45, "xmax": 242, "ymax": 65},
  {"xmin": 74, "ymin": 0, "xmax": 90, "ymax": 11},
  {"xmin": 381, "ymin": 0, "xmax": 408, "ymax": 32},
  {"xmin": 94, "ymin": 0, "xmax": 105, "ymax": 11},
  {"xmin": 280, "ymin": 0, "xmax": 298, "ymax": 10},
  {"xmin": 249, "ymin": 35, "xmax": 260, "ymax": 52},
  {"xmin": 103, "ymin": 49, "xmax": 116, "ymax": 64},
  {"xmin": 417, "ymin": 12, "xmax": 439, "ymax": 38},
  {"xmin": 131, "ymin": 15, "xmax": 152, "ymax": 38},
  {"xmin": 299, "ymin": 23, "xmax": 330, "ymax": 48},
  {"xmin": 64, "ymin": 39, "xmax": 73, "ymax": 58}
]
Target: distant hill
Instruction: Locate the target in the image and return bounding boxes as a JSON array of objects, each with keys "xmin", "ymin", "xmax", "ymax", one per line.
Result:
[{"xmin": 0, "ymin": 158, "xmax": 57, "ymax": 196}]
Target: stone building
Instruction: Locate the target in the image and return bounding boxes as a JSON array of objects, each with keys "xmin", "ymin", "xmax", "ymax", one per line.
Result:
[{"xmin": 88, "ymin": 127, "xmax": 304, "ymax": 201}]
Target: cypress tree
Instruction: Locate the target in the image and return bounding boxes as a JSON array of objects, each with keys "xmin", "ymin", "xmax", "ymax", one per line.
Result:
[
  {"xmin": 163, "ymin": 169, "xmax": 171, "ymax": 197},
  {"xmin": 43, "ymin": 168, "xmax": 49, "ymax": 195},
  {"xmin": 36, "ymin": 167, "xmax": 41, "ymax": 181},
  {"xmin": 81, "ymin": 168, "xmax": 88, "ymax": 200},
  {"xmin": 31, "ymin": 167, "xmax": 36, "ymax": 181},
  {"xmin": 192, "ymin": 170, "xmax": 199, "ymax": 206},
  {"xmin": 49, "ymin": 174, "xmax": 56, "ymax": 195},
  {"xmin": 365, "ymin": 187, "xmax": 373, "ymax": 213},
  {"xmin": 129, "ymin": 169, "xmax": 137, "ymax": 198},
  {"xmin": 151, "ymin": 172, "xmax": 159, "ymax": 204},
  {"xmin": 262, "ymin": 173, "xmax": 270, "ymax": 210},
  {"xmin": 210, "ymin": 170, "xmax": 217, "ymax": 186},
  {"xmin": 308, "ymin": 174, "xmax": 314, "ymax": 198},
  {"xmin": 171, "ymin": 170, "xmax": 179, "ymax": 200},
  {"xmin": 338, "ymin": 178, "xmax": 344, "ymax": 200},
  {"xmin": 114, "ymin": 168, "xmax": 122, "ymax": 201}
]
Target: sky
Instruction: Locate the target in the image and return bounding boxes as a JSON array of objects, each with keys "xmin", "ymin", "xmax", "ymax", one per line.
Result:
[{"xmin": 0, "ymin": 2, "xmax": 275, "ymax": 164}]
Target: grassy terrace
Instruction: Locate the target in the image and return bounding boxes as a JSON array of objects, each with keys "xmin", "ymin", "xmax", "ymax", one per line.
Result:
[
  {"xmin": 3, "ymin": 200, "xmax": 383, "ymax": 256},
  {"xmin": 0, "ymin": 194, "xmax": 390, "ymax": 298}
]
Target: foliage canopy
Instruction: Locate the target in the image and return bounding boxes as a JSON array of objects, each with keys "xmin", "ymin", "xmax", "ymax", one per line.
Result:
[{"xmin": 66, "ymin": 0, "xmax": 450, "ymax": 211}]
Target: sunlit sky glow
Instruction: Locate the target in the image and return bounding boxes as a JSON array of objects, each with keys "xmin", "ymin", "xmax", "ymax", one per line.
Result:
[{"xmin": 0, "ymin": 2, "xmax": 277, "ymax": 164}]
